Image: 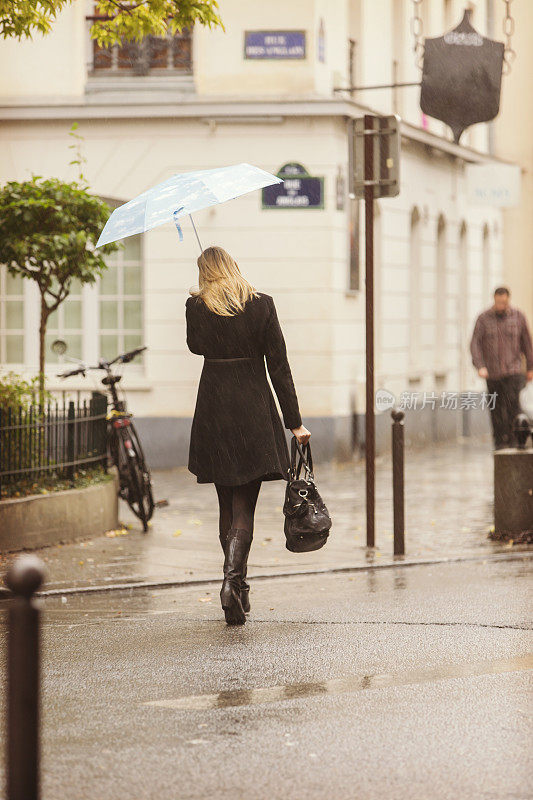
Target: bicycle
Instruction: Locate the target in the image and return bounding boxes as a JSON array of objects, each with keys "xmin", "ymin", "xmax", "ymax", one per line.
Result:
[{"xmin": 56, "ymin": 346, "xmax": 155, "ymax": 532}]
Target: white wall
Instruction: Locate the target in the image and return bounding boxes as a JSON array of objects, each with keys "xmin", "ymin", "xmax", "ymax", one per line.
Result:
[
  {"xmin": 194, "ymin": 0, "xmax": 336, "ymax": 97},
  {"xmin": 0, "ymin": 1, "xmax": 87, "ymax": 101},
  {"xmin": 1, "ymin": 112, "xmax": 503, "ymax": 427}
]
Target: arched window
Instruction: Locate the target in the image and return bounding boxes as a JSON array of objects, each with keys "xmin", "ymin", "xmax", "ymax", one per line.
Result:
[
  {"xmin": 435, "ymin": 214, "xmax": 446, "ymax": 372},
  {"xmin": 374, "ymin": 202, "xmax": 383, "ymax": 379},
  {"xmin": 348, "ymin": 196, "xmax": 360, "ymax": 291},
  {"xmin": 458, "ymin": 221, "xmax": 469, "ymax": 390},
  {"xmin": 459, "ymin": 220, "xmax": 468, "ymax": 308},
  {"xmin": 408, "ymin": 207, "xmax": 421, "ymax": 372},
  {"xmin": 482, "ymin": 223, "xmax": 490, "ymax": 306}
]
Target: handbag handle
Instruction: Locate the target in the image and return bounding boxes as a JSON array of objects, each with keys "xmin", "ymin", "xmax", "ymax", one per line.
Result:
[{"xmin": 290, "ymin": 436, "xmax": 314, "ymax": 481}]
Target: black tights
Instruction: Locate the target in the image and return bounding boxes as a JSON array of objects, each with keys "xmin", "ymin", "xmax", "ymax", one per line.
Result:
[{"xmin": 214, "ymin": 478, "xmax": 262, "ymax": 545}]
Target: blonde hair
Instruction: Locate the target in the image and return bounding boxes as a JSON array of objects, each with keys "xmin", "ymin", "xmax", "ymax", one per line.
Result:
[{"xmin": 189, "ymin": 246, "xmax": 260, "ymax": 316}]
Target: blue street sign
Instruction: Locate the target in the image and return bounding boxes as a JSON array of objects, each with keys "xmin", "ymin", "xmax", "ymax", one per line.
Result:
[
  {"xmin": 262, "ymin": 163, "xmax": 324, "ymax": 209},
  {"xmin": 244, "ymin": 31, "xmax": 306, "ymax": 60}
]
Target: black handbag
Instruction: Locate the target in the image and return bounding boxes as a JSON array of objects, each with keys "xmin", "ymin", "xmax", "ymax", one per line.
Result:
[{"xmin": 283, "ymin": 437, "xmax": 332, "ymax": 552}]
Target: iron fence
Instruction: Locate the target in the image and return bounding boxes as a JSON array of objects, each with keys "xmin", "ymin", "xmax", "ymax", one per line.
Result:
[{"xmin": 0, "ymin": 393, "xmax": 108, "ymax": 497}]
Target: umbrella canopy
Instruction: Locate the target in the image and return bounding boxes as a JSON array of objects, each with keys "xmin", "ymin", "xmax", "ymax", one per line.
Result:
[{"xmin": 95, "ymin": 162, "xmax": 282, "ymax": 249}]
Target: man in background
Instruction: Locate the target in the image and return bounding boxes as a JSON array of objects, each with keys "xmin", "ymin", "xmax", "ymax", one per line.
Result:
[{"xmin": 470, "ymin": 287, "xmax": 533, "ymax": 450}]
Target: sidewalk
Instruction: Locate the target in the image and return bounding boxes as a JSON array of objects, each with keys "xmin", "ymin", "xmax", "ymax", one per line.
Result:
[{"xmin": 1, "ymin": 438, "xmax": 530, "ymax": 595}]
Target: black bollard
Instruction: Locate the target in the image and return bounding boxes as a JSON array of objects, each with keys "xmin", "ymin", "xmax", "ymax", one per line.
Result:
[
  {"xmin": 5, "ymin": 554, "xmax": 45, "ymax": 800},
  {"xmin": 391, "ymin": 408, "xmax": 405, "ymax": 556},
  {"xmin": 513, "ymin": 413, "xmax": 532, "ymax": 450}
]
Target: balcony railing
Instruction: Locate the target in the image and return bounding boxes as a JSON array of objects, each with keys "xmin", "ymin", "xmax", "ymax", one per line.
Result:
[{"xmin": 86, "ymin": 17, "xmax": 192, "ymax": 76}]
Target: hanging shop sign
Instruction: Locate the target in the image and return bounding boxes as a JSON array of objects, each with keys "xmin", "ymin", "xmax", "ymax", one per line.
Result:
[
  {"xmin": 262, "ymin": 163, "xmax": 324, "ymax": 209},
  {"xmin": 244, "ymin": 31, "xmax": 306, "ymax": 60},
  {"xmin": 420, "ymin": 10, "xmax": 504, "ymax": 144}
]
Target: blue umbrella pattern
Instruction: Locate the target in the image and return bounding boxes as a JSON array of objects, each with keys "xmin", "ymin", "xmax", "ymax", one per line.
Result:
[{"xmin": 95, "ymin": 162, "xmax": 283, "ymax": 251}]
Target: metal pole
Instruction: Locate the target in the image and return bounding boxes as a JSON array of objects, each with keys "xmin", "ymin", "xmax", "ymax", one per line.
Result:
[
  {"xmin": 391, "ymin": 408, "xmax": 405, "ymax": 556},
  {"xmin": 189, "ymin": 214, "xmax": 203, "ymax": 252},
  {"xmin": 0, "ymin": 407, "xmax": 3, "ymax": 499},
  {"xmin": 6, "ymin": 554, "xmax": 45, "ymax": 800},
  {"xmin": 364, "ymin": 114, "xmax": 375, "ymax": 549}
]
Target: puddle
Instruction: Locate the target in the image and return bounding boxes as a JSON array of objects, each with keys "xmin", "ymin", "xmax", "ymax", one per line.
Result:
[{"xmin": 143, "ymin": 653, "xmax": 533, "ymax": 711}]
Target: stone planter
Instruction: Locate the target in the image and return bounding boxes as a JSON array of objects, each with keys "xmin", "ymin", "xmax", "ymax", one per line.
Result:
[{"xmin": 0, "ymin": 468, "xmax": 119, "ymax": 553}]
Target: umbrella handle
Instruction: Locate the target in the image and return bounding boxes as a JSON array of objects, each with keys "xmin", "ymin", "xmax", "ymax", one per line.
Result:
[{"xmin": 189, "ymin": 213, "xmax": 203, "ymax": 253}]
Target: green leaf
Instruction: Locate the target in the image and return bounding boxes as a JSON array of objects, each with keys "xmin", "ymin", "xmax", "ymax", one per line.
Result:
[
  {"xmin": 0, "ymin": 174, "xmax": 120, "ymax": 396},
  {"xmin": 1, "ymin": 0, "xmax": 224, "ymax": 43}
]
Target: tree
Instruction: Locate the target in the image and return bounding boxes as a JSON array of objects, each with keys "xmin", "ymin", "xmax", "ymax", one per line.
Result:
[
  {"xmin": 0, "ymin": 147, "xmax": 120, "ymax": 408},
  {"xmin": 0, "ymin": 0, "xmax": 224, "ymax": 46}
]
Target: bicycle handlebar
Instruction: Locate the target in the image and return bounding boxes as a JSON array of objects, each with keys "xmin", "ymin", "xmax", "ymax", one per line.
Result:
[
  {"xmin": 56, "ymin": 367, "xmax": 86, "ymax": 378},
  {"xmin": 56, "ymin": 346, "xmax": 147, "ymax": 378},
  {"xmin": 110, "ymin": 346, "xmax": 147, "ymax": 366}
]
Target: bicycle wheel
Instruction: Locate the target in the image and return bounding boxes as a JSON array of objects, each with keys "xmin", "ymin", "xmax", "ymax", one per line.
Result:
[
  {"xmin": 116, "ymin": 432, "xmax": 153, "ymax": 532},
  {"xmin": 107, "ymin": 421, "xmax": 120, "ymax": 469},
  {"xmin": 128, "ymin": 421, "xmax": 155, "ymax": 522}
]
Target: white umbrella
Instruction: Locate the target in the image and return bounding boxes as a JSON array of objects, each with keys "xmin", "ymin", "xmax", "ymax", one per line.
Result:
[{"xmin": 95, "ymin": 162, "xmax": 283, "ymax": 251}]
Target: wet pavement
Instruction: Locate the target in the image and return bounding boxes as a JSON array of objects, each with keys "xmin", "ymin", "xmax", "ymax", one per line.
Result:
[
  {"xmin": 1, "ymin": 438, "xmax": 531, "ymax": 595},
  {"xmin": 0, "ymin": 557, "xmax": 531, "ymax": 799}
]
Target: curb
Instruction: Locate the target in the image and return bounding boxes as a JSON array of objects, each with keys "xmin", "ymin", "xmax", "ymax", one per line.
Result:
[{"xmin": 1, "ymin": 550, "xmax": 530, "ymax": 599}]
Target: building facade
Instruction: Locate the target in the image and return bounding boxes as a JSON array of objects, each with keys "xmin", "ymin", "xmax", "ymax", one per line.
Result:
[
  {"xmin": 493, "ymin": 0, "xmax": 533, "ymax": 325},
  {"xmin": 1, "ymin": 0, "xmax": 520, "ymax": 467}
]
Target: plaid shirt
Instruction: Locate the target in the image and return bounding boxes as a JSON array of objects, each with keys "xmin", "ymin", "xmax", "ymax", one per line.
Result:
[{"xmin": 470, "ymin": 305, "xmax": 533, "ymax": 380}]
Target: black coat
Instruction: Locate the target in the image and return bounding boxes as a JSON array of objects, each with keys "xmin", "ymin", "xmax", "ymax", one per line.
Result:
[{"xmin": 185, "ymin": 292, "xmax": 302, "ymax": 486}]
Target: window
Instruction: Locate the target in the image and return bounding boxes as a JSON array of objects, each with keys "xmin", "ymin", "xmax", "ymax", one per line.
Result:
[
  {"xmin": 98, "ymin": 233, "xmax": 144, "ymax": 364},
  {"xmin": 458, "ymin": 221, "xmax": 469, "ymax": 391},
  {"xmin": 408, "ymin": 207, "xmax": 422, "ymax": 371},
  {"xmin": 0, "ymin": 266, "xmax": 24, "ymax": 364},
  {"xmin": 87, "ymin": 8, "xmax": 192, "ymax": 76},
  {"xmin": 348, "ymin": 197, "xmax": 360, "ymax": 291},
  {"xmin": 374, "ymin": 202, "xmax": 383, "ymax": 377},
  {"xmin": 482, "ymin": 223, "xmax": 490, "ymax": 305},
  {"xmin": 435, "ymin": 215, "xmax": 446, "ymax": 370},
  {"xmin": 45, "ymin": 278, "xmax": 84, "ymax": 363},
  {"xmin": 1, "ymin": 217, "xmax": 145, "ymax": 373}
]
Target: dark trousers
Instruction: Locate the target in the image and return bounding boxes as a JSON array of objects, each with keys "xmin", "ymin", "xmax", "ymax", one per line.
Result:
[{"xmin": 486, "ymin": 374, "xmax": 526, "ymax": 448}]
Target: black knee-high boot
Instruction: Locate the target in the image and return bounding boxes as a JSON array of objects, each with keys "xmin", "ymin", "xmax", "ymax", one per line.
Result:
[
  {"xmin": 220, "ymin": 527, "xmax": 253, "ymax": 625},
  {"xmin": 240, "ymin": 548, "xmax": 251, "ymax": 613},
  {"xmin": 219, "ymin": 529, "xmax": 251, "ymax": 613}
]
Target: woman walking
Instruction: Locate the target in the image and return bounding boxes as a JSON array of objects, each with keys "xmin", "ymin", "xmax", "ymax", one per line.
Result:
[{"xmin": 185, "ymin": 246, "xmax": 311, "ymax": 626}]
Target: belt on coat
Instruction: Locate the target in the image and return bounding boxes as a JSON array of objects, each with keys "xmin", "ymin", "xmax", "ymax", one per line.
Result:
[{"xmin": 203, "ymin": 356, "xmax": 262, "ymax": 362}]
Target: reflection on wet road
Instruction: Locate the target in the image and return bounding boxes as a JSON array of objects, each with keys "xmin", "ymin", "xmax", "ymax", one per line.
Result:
[{"xmin": 144, "ymin": 653, "xmax": 533, "ymax": 710}]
